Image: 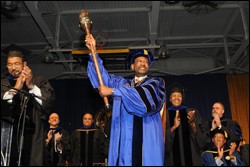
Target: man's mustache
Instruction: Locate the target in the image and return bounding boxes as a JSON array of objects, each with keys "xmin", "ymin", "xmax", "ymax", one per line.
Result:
[{"xmin": 11, "ymin": 69, "xmax": 21, "ymax": 76}]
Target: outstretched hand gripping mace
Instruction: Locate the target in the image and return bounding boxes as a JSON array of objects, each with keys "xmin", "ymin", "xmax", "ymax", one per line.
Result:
[
  {"xmin": 79, "ymin": 10, "xmax": 112, "ymax": 137},
  {"xmin": 79, "ymin": 10, "xmax": 110, "ymax": 110}
]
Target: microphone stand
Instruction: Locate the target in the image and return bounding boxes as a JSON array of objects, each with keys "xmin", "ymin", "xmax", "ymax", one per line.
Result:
[
  {"xmin": 17, "ymin": 95, "xmax": 29, "ymax": 166},
  {"xmin": 1, "ymin": 83, "xmax": 46, "ymax": 166}
]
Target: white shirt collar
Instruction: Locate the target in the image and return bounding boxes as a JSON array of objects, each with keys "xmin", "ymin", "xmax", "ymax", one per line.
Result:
[{"xmin": 135, "ymin": 75, "xmax": 147, "ymax": 83}]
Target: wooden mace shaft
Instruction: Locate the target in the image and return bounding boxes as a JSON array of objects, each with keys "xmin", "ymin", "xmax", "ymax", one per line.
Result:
[{"xmin": 85, "ymin": 29, "xmax": 109, "ymax": 108}]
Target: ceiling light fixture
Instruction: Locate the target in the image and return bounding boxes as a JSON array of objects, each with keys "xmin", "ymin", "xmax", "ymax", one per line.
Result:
[
  {"xmin": 158, "ymin": 45, "xmax": 169, "ymax": 59},
  {"xmin": 41, "ymin": 52, "xmax": 54, "ymax": 63}
]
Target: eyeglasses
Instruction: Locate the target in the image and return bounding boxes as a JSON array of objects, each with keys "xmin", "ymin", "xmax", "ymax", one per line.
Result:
[
  {"xmin": 84, "ymin": 118, "xmax": 92, "ymax": 120},
  {"xmin": 7, "ymin": 62, "xmax": 22, "ymax": 68}
]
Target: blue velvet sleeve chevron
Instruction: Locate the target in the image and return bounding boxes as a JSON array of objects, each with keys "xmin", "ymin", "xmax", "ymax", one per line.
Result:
[{"xmin": 116, "ymin": 77, "xmax": 166, "ymax": 116}]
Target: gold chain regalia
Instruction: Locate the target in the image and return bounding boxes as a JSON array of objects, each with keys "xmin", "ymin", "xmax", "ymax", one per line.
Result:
[{"xmin": 94, "ymin": 106, "xmax": 112, "ymax": 137}]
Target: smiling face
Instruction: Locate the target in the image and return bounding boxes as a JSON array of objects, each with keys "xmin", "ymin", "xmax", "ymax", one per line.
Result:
[
  {"xmin": 6, "ymin": 56, "xmax": 26, "ymax": 78},
  {"xmin": 170, "ymin": 92, "xmax": 183, "ymax": 107},
  {"xmin": 131, "ymin": 56, "xmax": 149, "ymax": 77},
  {"xmin": 82, "ymin": 113, "xmax": 94, "ymax": 128},
  {"xmin": 212, "ymin": 133, "xmax": 226, "ymax": 149},
  {"xmin": 48, "ymin": 113, "xmax": 60, "ymax": 128}
]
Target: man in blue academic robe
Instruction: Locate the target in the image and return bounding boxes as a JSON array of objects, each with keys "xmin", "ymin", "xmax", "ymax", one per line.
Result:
[
  {"xmin": 85, "ymin": 34, "xmax": 166, "ymax": 166},
  {"xmin": 201, "ymin": 128, "xmax": 243, "ymax": 166}
]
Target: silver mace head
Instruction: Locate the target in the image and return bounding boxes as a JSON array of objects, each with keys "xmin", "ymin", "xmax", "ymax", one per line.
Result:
[{"xmin": 79, "ymin": 9, "xmax": 92, "ymax": 34}]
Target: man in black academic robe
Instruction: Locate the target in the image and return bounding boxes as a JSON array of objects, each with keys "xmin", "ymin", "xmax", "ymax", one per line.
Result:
[
  {"xmin": 45, "ymin": 113, "xmax": 71, "ymax": 166},
  {"xmin": 1, "ymin": 44, "xmax": 55, "ymax": 166},
  {"xmin": 70, "ymin": 113, "xmax": 109, "ymax": 166},
  {"xmin": 194, "ymin": 102, "xmax": 243, "ymax": 153}
]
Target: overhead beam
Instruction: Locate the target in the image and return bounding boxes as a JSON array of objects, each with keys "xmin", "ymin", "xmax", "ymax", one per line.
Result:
[
  {"xmin": 52, "ymin": 1, "xmax": 74, "ymax": 42},
  {"xmin": 230, "ymin": 39, "xmax": 249, "ymax": 65},
  {"xmin": 149, "ymin": 1, "xmax": 160, "ymax": 45},
  {"xmin": 72, "ymin": 49, "xmax": 130, "ymax": 55},
  {"xmin": 41, "ymin": 4, "xmax": 243, "ymax": 15},
  {"xmin": 127, "ymin": 42, "xmax": 241, "ymax": 49},
  {"xmin": 60, "ymin": 7, "xmax": 150, "ymax": 14},
  {"xmin": 1, "ymin": 35, "xmax": 244, "ymax": 48},
  {"xmin": 49, "ymin": 42, "xmax": 241, "ymax": 53},
  {"xmin": 240, "ymin": 7, "xmax": 249, "ymax": 41},
  {"xmin": 24, "ymin": 1, "xmax": 71, "ymax": 71},
  {"xmin": 160, "ymin": 3, "xmax": 243, "ymax": 11}
]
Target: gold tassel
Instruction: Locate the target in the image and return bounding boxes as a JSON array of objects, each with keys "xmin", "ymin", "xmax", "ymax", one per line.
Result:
[{"xmin": 224, "ymin": 131, "xmax": 228, "ymax": 139}]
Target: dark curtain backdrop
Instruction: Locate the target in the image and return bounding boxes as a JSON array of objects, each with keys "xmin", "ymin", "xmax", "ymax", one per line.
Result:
[
  {"xmin": 50, "ymin": 79, "xmax": 103, "ymax": 133},
  {"xmin": 50, "ymin": 73, "xmax": 232, "ymax": 133},
  {"xmin": 162, "ymin": 74, "xmax": 231, "ymax": 121}
]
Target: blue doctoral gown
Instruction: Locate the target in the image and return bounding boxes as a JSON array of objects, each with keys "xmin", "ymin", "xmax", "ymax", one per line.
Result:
[
  {"xmin": 87, "ymin": 54, "xmax": 166, "ymax": 166},
  {"xmin": 201, "ymin": 149, "xmax": 243, "ymax": 166}
]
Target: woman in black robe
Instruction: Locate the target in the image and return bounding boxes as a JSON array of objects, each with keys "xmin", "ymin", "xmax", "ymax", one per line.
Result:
[{"xmin": 164, "ymin": 83, "xmax": 203, "ymax": 166}]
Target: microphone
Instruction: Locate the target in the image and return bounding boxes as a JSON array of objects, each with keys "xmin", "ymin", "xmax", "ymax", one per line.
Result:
[{"xmin": 1, "ymin": 82, "xmax": 47, "ymax": 101}]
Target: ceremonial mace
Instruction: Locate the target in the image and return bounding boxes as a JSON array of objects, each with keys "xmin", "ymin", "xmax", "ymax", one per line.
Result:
[
  {"xmin": 79, "ymin": 9, "xmax": 110, "ymax": 110},
  {"xmin": 79, "ymin": 10, "xmax": 111, "ymax": 136}
]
